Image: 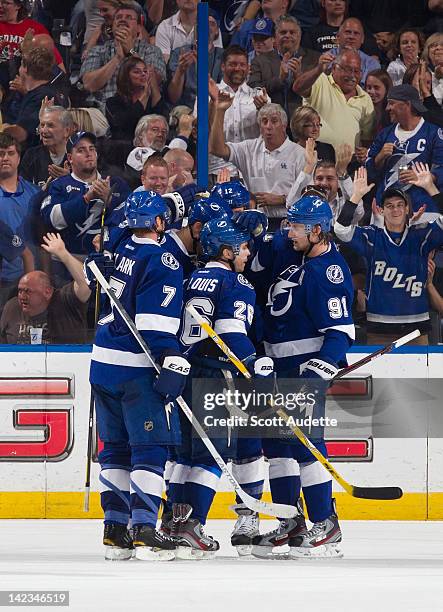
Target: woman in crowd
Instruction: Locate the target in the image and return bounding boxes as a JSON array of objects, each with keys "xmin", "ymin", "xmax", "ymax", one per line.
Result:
[
  {"xmin": 290, "ymin": 106, "xmax": 335, "ymax": 162},
  {"xmin": 402, "ymin": 62, "xmax": 443, "ymax": 128},
  {"xmin": 422, "ymin": 32, "xmax": 443, "ymax": 106},
  {"xmin": 387, "ymin": 28, "xmax": 426, "ymax": 85},
  {"xmin": 106, "ymin": 57, "xmax": 165, "ymax": 141},
  {"xmin": 365, "ymin": 69, "xmax": 393, "ymax": 134}
]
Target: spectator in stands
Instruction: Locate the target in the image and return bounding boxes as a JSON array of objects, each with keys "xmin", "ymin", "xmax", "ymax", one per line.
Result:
[
  {"xmin": 0, "ymin": 133, "xmax": 39, "ymax": 308},
  {"xmin": 3, "ymin": 47, "xmax": 67, "ymax": 150},
  {"xmin": 387, "ymin": 28, "xmax": 426, "ymax": 86},
  {"xmin": 293, "ymin": 49, "xmax": 375, "ymax": 152},
  {"xmin": 140, "ymin": 153, "xmax": 170, "ymax": 194},
  {"xmin": 427, "ymin": 253, "xmax": 443, "ymax": 315},
  {"xmin": 422, "ymin": 33, "xmax": 443, "ymax": 106},
  {"xmin": 0, "ymin": 0, "xmax": 64, "ymax": 66},
  {"xmin": 0, "ymin": 217, "xmax": 33, "ymax": 299},
  {"xmin": 209, "ymin": 97, "xmax": 304, "ymax": 227},
  {"xmin": 373, "ymin": 31, "xmax": 396, "ymax": 69},
  {"xmin": 289, "ymin": 106, "xmax": 335, "ymax": 162},
  {"xmin": 106, "ymin": 57, "xmax": 165, "ymax": 141},
  {"xmin": 402, "ymin": 62, "xmax": 443, "ymax": 129},
  {"xmin": 205, "ymin": 45, "xmax": 270, "ymax": 185},
  {"xmin": 302, "ymin": 0, "xmax": 347, "ymax": 53},
  {"xmin": 366, "ymin": 84, "xmax": 443, "ymax": 216},
  {"xmin": 335, "ymin": 166, "xmax": 443, "ymax": 345},
  {"xmin": 249, "ymin": 16, "xmax": 275, "ymax": 62},
  {"xmin": 82, "ymin": 0, "xmax": 124, "ymax": 59},
  {"xmin": 40, "ymin": 131, "xmax": 130, "ymax": 282},
  {"xmin": 0, "ymin": 232, "xmax": 91, "ymax": 344},
  {"xmin": 249, "ymin": 15, "xmax": 319, "ymax": 120},
  {"xmin": 167, "ymin": 10, "xmax": 223, "ymax": 108},
  {"xmin": 163, "ymin": 148, "xmax": 195, "ymax": 189},
  {"xmin": 365, "ymin": 69, "xmax": 393, "ymax": 134},
  {"xmin": 155, "ymin": 0, "xmax": 222, "ymax": 63},
  {"xmin": 232, "ymin": 0, "xmax": 292, "ymax": 55},
  {"xmin": 329, "ymin": 18, "xmax": 380, "ymax": 84},
  {"xmin": 80, "ymin": 2, "xmax": 166, "ymax": 112},
  {"xmin": 20, "ymin": 106, "xmax": 73, "ymax": 188}
]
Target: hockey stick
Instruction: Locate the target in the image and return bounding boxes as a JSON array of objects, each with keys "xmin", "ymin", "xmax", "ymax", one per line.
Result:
[
  {"xmin": 87, "ymin": 260, "xmax": 298, "ymax": 519},
  {"xmin": 83, "ymin": 187, "xmax": 114, "ymax": 512},
  {"xmin": 186, "ymin": 304, "xmax": 407, "ymax": 501}
]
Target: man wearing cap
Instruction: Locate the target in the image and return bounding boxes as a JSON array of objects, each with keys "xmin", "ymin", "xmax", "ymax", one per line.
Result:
[
  {"xmin": 167, "ymin": 10, "xmax": 223, "ymax": 108},
  {"xmin": 40, "ymin": 131, "xmax": 130, "ymax": 283},
  {"xmin": 248, "ymin": 16, "xmax": 275, "ymax": 62},
  {"xmin": 249, "ymin": 15, "xmax": 319, "ymax": 120},
  {"xmin": 154, "ymin": 0, "xmax": 223, "ymax": 63},
  {"xmin": 335, "ymin": 165, "xmax": 443, "ymax": 345},
  {"xmin": 232, "ymin": 0, "xmax": 294, "ymax": 55},
  {"xmin": 367, "ymin": 84, "xmax": 443, "ymax": 218}
]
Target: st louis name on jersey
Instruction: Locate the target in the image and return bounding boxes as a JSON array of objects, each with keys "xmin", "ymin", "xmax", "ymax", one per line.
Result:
[
  {"xmin": 335, "ymin": 208, "xmax": 443, "ymax": 329},
  {"xmin": 40, "ymin": 173, "xmax": 130, "ymax": 254},
  {"xmin": 264, "ymin": 244, "xmax": 355, "ymax": 373},
  {"xmin": 179, "ymin": 262, "xmax": 256, "ymax": 365},
  {"xmin": 366, "ymin": 119, "xmax": 443, "ymax": 213},
  {"xmin": 90, "ymin": 236, "xmax": 184, "ymax": 385}
]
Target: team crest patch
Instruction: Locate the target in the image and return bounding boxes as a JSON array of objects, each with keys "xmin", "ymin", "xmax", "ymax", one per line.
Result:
[
  {"xmin": 144, "ymin": 421, "xmax": 154, "ymax": 431},
  {"xmin": 12, "ymin": 235, "xmax": 22, "ymax": 247},
  {"xmin": 326, "ymin": 264, "xmax": 344, "ymax": 284},
  {"xmin": 255, "ymin": 18, "xmax": 268, "ymax": 31},
  {"xmin": 161, "ymin": 252, "xmax": 179, "ymax": 270},
  {"xmin": 237, "ymin": 274, "xmax": 254, "ymax": 289}
]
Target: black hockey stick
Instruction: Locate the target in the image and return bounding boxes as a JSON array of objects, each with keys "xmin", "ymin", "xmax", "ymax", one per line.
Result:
[
  {"xmin": 186, "ymin": 304, "xmax": 417, "ymax": 501},
  {"xmin": 87, "ymin": 260, "xmax": 298, "ymax": 519}
]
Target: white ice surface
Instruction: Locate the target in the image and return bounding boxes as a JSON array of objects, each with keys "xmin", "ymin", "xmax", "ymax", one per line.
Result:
[{"xmin": 0, "ymin": 520, "xmax": 442, "ymax": 612}]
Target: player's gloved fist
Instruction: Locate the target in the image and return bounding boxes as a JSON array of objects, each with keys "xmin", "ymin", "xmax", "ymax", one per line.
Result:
[
  {"xmin": 154, "ymin": 351, "xmax": 191, "ymax": 400},
  {"xmin": 83, "ymin": 251, "xmax": 114, "ymax": 287},
  {"xmin": 300, "ymin": 358, "xmax": 338, "ymax": 380},
  {"xmin": 232, "ymin": 210, "xmax": 268, "ymax": 237},
  {"xmin": 251, "ymin": 356, "xmax": 274, "ymax": 377}
]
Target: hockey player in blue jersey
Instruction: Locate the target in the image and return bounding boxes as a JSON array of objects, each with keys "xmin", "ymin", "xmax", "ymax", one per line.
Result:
[
  {"xmin": 252, "ymin": 194, "xmax": 355, "ymax": 559},
  {"xmin": 169, "ymin": 218, "xmax": 273, "ymax": 558},
  {"xmin": 335, "ymin": 165, "xmax": 443, "ymax": 345},
  {"xmin": 86, "ymin": 190, "xmax": 191, "ymax": 561},
  {"xmin": 366, "ymin": 84, "xmax": 443, "ymax": 216}
]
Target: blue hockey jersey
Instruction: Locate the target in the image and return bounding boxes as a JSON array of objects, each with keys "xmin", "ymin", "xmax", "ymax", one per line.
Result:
[
  {"xmin": 90, "ymin": 235, "xmax": 184, "ymax": 385},
  {"xmin": 160, "ymin": 230, "xmax": 196, "ymax": 282},
  {"xmin": 335, "ymin": 213, "xmax": 443, "ymax": 328},
  {"xmin": 179, "ymin": 262, "xmax": 256, "ymax": 364},
  {"xmin": 366, "ymin": 119, "xmax": 443, "ymax": 213},
  {"xmin": 264, "ymin": 243, "xmax": 355, "ymax": 373},
  {"xmin": 40, "ymin": 173, "xmax": 130, "ymax": 254}
]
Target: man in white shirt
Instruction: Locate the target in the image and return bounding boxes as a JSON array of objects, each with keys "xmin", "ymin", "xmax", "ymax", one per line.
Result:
[
  {"xmin": 155, "ymin": 0, "xmax": 222, "ymax": 62},
  {"xmin": 197, "ymin": 45, "xmax": 270, "ymax": 183},
  {"xmin": 209, "ymin": 96, "xmax": 305, "ymax": 226}
]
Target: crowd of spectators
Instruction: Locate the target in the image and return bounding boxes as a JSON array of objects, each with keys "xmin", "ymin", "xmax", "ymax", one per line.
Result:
[{"xmin": 1, "ymin": 0, "xmax": 443, "ymax": 345}]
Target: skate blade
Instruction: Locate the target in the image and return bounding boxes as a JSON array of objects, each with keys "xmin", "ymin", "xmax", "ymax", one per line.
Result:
[
  {"xmin": 104, "ymin": 546, "xmax": 134, "ymax": 561},
  {"xmin": 251, "ymin": 545, "xmax": 289, "ymax": 559},
  {"xmin": 135, "ymin": 547, "xmax": 175, "ymax": 561},
  {"xmin": 175, "ymin": 546, "xmax": 209, "ymax": 560},
  {"xmin": 289, "ymin": 543, "xmax": 343, "ymax": 559},
  {"xmin": 235, "ymin": 545, "xmax": 253, "ymax": 557}
]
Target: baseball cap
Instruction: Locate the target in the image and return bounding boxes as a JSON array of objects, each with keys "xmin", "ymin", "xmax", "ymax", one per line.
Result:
[
  {"xmin": 251, "ymin": 17, "xmax": 275, "ymax": 38},
  {"xmin": 380, "ymin": 187, "xmax": 411, "ymax": 208},
  {"xmin": 387, "ymin": 85, "xmax": 427, "ymax": 114},
  {"xmin": 67, "ymin": 131, "xmax": 97, "ymax": 153}
]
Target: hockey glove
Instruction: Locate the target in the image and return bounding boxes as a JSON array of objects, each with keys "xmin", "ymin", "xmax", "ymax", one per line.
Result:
[
  {"xmin": 83, "ymin": 252, "xmax": 114, "ymax": 288},
  {"xmin": 163, "ymin": 183, "xmax": 206, "ymax": 225},
  {"xmin": 250, "ymin": 356, "xmax": 274, "ymax": 377},
  {"xmin": 300, "ymin": 358, "xmax": 338, "ymax": 381},
  {"xmin": 154, "ymin": 351, "xmax": 191, "ymax": 400},
  {"xmin": 232, "ymin": 210, "xmax": 268, "ymax": 237}
]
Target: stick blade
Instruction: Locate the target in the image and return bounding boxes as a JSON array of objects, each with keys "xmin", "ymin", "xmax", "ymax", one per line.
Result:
[{"xmin": 351, "ymin": 486, "xmax": 403, "ymax": 500}]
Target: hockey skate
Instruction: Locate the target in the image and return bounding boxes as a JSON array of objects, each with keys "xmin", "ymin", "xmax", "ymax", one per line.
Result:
[
  {"xmin": 289, "ymin": 499, "xmax": 343, "ymax": 558},
  {"xmin": 103, "ymin": 523, "xmax": 134, "ymax": 561},
  {"xmin": 132, "ymin": 524, "xmax": 176, "ymax": 561},
  {"xmin": 251, "ymin": 500, "xmax": 307, "ymax": 559},
  {"xmin": 230, "ymin": 503, "xmax": 259, "ymax": 557},
  {"xmin": 173, "ymin": 503, "xmax": 220, "ymax": 560},
  {"xmin": 159, "ymin": 509, "xmax": 173, "ymax": 536}
]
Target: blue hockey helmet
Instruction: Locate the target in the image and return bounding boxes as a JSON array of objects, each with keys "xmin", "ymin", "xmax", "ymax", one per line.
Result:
[
  {"xmin": 124, "ymin": 190, "xmax": 169, "ymax": 229},
  {"xmin": 188, "ymin": 197, "xmax": 230, "ymax": 227},
  {"xmin": 200, "ymin": 218, "xmax": 251, "ymax": 258},
  {"xmin": 286, "ymin": 195, "xmax": 333, "ymax": 233},
  {"xmin": 211, "ymin": 180, "xmax": 250, "ymax": 210}
]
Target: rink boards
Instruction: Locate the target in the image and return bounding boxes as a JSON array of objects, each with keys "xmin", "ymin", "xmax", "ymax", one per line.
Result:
[{"xmin": 0, "ymin": 345, "xmax": 442, "ymax": 520}]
